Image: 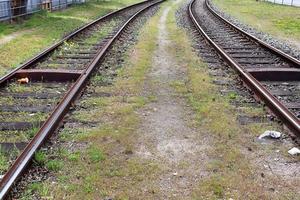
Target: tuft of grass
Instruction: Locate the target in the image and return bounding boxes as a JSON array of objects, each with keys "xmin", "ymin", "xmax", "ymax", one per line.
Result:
[
  {"xmin": 67, "ymin": 152, "xmax": 80, "ymax": 162},
  {"xmin": 228, "ymin": 91, "xmax": 237, "ymax": 100},
  {"xmin": 46, "ymin": 159, "xmax": 63, "ymax": 172},
  {"xmin": 22, "ymin": 182, "xmax": 50, "ymax": 199},
  {"xmin": 26, "ymin": 127, "xmax": 41, "ymax": 139},
  {"xmin": 0, "ymin": 150, "xmax": 9, "ymax": 174},
  {"xmin": 34, "ymin": 151, "xmax": 47, "ymax": 165},
  {"xmin": 88, "ymin": 146, "xmax": 105, "ymax": 163}
]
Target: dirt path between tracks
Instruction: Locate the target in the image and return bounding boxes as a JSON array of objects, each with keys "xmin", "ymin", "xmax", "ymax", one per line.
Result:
[{"xmin": 134, "ymin": 3, "xmax": 211, "ymax": 198}]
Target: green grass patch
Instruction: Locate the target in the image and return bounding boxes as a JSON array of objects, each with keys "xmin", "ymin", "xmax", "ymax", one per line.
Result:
[
  {"xmin": 46, "ymin": 159, "xmax": 63, "ymax": 172},
  {"xmin": 0, "ymin": 150, "xmax": 9, "ymax": 174},
  {"xmin": 22, "ymin": 182, "xmax": 50, "ymax": 199},
  {"xmin": 88, "ymin": 146, "xmax": 105, "ymax": 163},
  {"xmin": 34, "ymin": 151, "xmax": 47, "ymax": 165}
]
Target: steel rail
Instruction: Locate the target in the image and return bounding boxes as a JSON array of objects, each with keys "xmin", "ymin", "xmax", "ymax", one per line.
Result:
[
  {"xmin": 0, "ymin": 0, "xmax": 153, "ymax": 85},
  {"xmin": 205, "ymin": 0, "xmax": 300, "ymax": 66},
  {"xmin": 0, "ymin": 0, "xmax": 164, "ymax": 198},
  {"xmin": 188, "ymin": 0, "xmax": 300, "ymax": 135}
]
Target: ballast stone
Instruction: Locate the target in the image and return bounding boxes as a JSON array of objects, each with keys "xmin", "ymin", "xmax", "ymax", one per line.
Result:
[
  {"xmin": 288, "ymin": 147, "xmax": 300, "ymax": 156},
  {"xmin": 258, "ymin": 130, "xmax": 281, "ymax": 140}
]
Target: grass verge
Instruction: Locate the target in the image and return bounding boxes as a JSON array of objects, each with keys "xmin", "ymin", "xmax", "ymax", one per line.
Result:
[
  {"xmin": 212, "ymin": 0, "xmax": 300, "ymax": 48},
  {"xmin": 0, "ymin": 0, "xmax": 141, "ymax": 76}
]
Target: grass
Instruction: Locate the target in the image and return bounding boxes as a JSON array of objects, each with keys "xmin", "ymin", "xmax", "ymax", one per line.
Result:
[
  {"xmin": 34, "ymin": 151, "xmax": 47, "ymax": 165},
  {"xmin": 46, "ymin": 160, "xmax": 63, "ymax": 172},
  {"xmin": 0, "ymin": 111, "xmax": 47, "ymax": 123},
  {"xmin": 21, "ymin": 182, "xmax": 51, "ymax": 200},
  {"xmin": 0, "ymin": 150, "xmax": 9, "ymax": 174},
  {"xmin": 87, "ymin": 146, "xmax": 105, "ymax": 163},
  {"xmin": 212, "ymin": 0, "xmax": 300, "ymax": 48},
  {"xmin": 0, "ymin": 0, "xmax": 141, "ymax": 76}
]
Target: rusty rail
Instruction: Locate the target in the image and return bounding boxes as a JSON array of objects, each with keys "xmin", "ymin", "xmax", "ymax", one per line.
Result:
[{"xmin": 188, "ymin": 0, "xmax": 300, "ymax": 135}]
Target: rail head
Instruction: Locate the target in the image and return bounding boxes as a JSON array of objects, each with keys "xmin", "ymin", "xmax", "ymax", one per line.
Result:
[{"xmin": 188, "ymin": 0, "xmax": 300, "ymax": 135}]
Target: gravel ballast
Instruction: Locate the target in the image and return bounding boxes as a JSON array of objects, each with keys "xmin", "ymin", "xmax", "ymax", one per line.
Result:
[{"xmin": 208, "ymin": 0, "xmax": 300, "ymax": 60}]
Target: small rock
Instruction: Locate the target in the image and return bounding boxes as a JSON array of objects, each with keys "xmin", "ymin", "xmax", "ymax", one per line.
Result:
[
  {"xmin": 258, "ymin": 130, "xmax": 281, "ymax": 140},
  {"xmin": 173, "ymin": 172, "xmax": 178, "ymax": 176},
  {"xmin": 288, "ymin": 147, "xmax": 300, "ymax": 156}
]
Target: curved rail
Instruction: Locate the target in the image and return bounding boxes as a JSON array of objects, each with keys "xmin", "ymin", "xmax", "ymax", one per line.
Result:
[
  {"xmin": 0, "ymin": 0, "xmax": 164, "ymax": 198},
  {"xmin": 188, "ymin": 0, "xmax": 300, "ymax": 135},
  {"xmin": 0, "ymin": 0, "xmax": 152, "ymax": 85},
  {"xmin": 205, "ymin": 0, "xmax": 300, "ymax": 66}
]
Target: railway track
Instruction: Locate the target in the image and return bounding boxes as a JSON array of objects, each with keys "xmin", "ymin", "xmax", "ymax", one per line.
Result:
[
  {"xmin": 0, "ymin": 0, "xmax": 164, "ymax": 198},
  {"xmin": 189, "ymin": 0, "xmax": 300, "ymax": 135}
]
